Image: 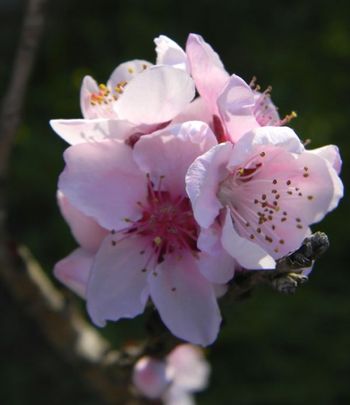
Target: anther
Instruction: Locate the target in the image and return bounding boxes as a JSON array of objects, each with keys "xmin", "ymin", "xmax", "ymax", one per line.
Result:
[{"xmin": 265, "ymin": 235, "xmax": 273, "ymax": 243}]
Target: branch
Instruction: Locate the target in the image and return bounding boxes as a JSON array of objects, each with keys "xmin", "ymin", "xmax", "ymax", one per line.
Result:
[
  {"xmin": 0, "ymin": 0, "xmax": 48, "ymax": 176},
  {"xmin": 0, "ymin": 243, "xmax": 147, "ymax": 404}
]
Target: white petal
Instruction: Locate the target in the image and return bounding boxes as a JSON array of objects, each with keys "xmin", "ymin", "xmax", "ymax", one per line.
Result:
[
  {"xmin": 50, "ymin": 119, "xmax": 135, "ymax": 145},
  {"xmin": 116, "ymin": 65, "xmax": 195, "ymax": 125},
  {"xmin": 154, "ymin": 35, "xmax": 188, "ymax": 71}
]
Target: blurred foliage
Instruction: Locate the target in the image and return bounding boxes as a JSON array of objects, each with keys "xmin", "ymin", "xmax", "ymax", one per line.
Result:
[{"xmin": 1, "ymin": 0, "xmax": 350, "ymax": 403}]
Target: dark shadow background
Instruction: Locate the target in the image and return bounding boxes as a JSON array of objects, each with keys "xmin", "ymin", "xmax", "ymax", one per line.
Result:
[{"xmin": 1, "ymin": 0, "xmax": 349, "ymax": 403}]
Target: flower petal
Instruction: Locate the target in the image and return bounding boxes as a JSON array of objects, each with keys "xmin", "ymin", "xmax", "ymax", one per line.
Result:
[
  {"xmin": 197, "ymin": 225, "xmax": 236, "ymax": 283},
  {"xmin": 287, "ymin": 150, "xmax": 343, "ymax": 223},
  {"xmin": 309, "ymin": 144, "xmax": 342, "ymax": 174},
  {"xmin": 116, "ymin": 65, "xmax": 195, "ymax": 125},
  {"xmin": 80, "ymin": 75, "xmax": 99, "ymax": 119},
  {"xmin": 50, "ymin": 118, "xmax": 135, "ymax": 145},
  {"xmin": 186, "ymin": 34, "xmax": 229, "ymax": 115},
  {"xmin": 87, "ymin": 235, "xmax": 149, "ymax": 327},
  {"xmin": 186, "ymin": 142, "xmax": 232, "ymax": 228},
  {"xmin": 227, "ymin": 126, "xmax": 305, "ymax": 168},
  {"xmin": 57, "ymin": 191, "xmax": 108, "ymax": 252},
  {"xmin": 80, "ymin": 76, "xmax": 116, "ymax": 119},
  {"xmin": 167, "ymin": 344, "xmax": 210, "ymax": 391},
  {"xmin": 217, "ymin": 74, "xmax": 259, "ymax": 142},
  {"xmin": 107, "ymin": 60, "xmax": 153, "ymax": 89},
  {"xmin": 221, "ymin": 210, "xmax": 275, "ymax": 269},
  {"xmin": 134, "ymin": 121, "xmax": 217, "ymax": 196},
  {"xmin": 197, "ymin": 250, "xmax": 235, "ymax": 284},
  {"xmin": 54, "ymin": 248, "xmax": 93, "ymax": 298},
  {"xmin": 148, "ymin": 252, "xmax": 221, "ymax": 346},
  {"xmin": 132, "ymin": 357, "xmax": 170, "ymax": 400},
  {"xmin": 59, "ymin": 140, "xmax": 147, "ymax": 230},
  {"xmin": 154, "ymin": 35, "xmax": 188, "ymax": 71},
  {"xmin": 172, "ymin": 97, "xmax": 211, "ymax": 125}
]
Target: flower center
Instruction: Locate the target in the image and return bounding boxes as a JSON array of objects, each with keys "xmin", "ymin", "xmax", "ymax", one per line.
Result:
[
  {"xmin": 117, "ymin": 175, "xmax": 198, "ymax": 264},
  {"xmin": 89, "ymin": 83, "xmax": 117, "ymax": 106},
  {"xmin": 217, "ymin": 150, "xmax": 313, "ymax": 256}
]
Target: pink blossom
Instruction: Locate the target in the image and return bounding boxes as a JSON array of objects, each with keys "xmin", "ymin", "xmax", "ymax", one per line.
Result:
[
  {"xmin": 57, "ymin": 121, "xmax": 236, "ymax": 346},
  {"xmin": 133, "ymin": 344, "xmax": 210, "ymax": 404},
  {"xmin": 50, "ymin": 52, "xmax": 195, "ymax": 145},
  {"xmin": 186, "ymin": 126, "xmax": 343, "ymax": 269},
  {"xmin": 185, "ymin": 34, "xmax": 294, "ymax": 143}
]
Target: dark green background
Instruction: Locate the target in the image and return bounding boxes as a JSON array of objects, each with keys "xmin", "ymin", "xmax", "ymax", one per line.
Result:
[{"xmin": 1, "ymin": 0, "xmax": 349, "ymax": 403}]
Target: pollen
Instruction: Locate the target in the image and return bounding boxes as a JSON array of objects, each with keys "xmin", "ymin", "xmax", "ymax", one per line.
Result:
[
  {"xmin": 89, "ymin": 82, "xmax": 115, "ymax": 106},
  {"xmin": 115, "ymin": 80, "xmax": 128, "ymax": 94},
  {"xmin": 153, "ymin": 236, "xmax": 163, "ymax": 246}
]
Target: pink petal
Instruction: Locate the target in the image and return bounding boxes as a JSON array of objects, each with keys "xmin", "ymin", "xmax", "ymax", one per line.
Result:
[
  {"xmin": 80, "ymin": 76, "xmax": 116, "ymax": 119},
  {"xmin": 197, "ymin": 250, "xmax": 235, "ymax": 284},
  {"xmin": 253, "ymin": 90, "xmax": 281, "ymax": 126},
  {"xmin": 186, "ymin": 34, "xmax": 229, "ymax": 115},
  {"xmin": 80, "ymin": 75, "xmax": 100, "ymax": 119},
  {"xmin": 197, "ymin": 225, "xmax": 235, "ymax": 283},
  {"xmin": 50, "ymin": 119, "xmax": 136, "ymax": 145},
  {"xmin": 197, "ymin": 223, "xmax": 223, "ymax": 254},
  {"xmin": 227, "ymin": 126, "xmax": 305, "ymax": 168},
  {"xmin": 133, "ymin": 356, "xmax": 169, "ymax": 399},
  {"xmin": 221, "ymin": 210, "xmax": 275, "ymax": 269},
  {"xmin": 107, "ymin": 60, "xmax": 153, "ymax": 89},
  {"xmin": 87, "ymin": 235, "xmax": 149, "ymax": 327},
  {"xmin": 134, "ymin": 121, "xmax": 217, "ymax": 197},
  {"xmin": 186, "ymin": 142, "xmax": 232, "ymax": 228},
  {"xmin": 54, "ymin": 248, "xmax": 93, "ymax": 298},
  {"xmin": 57, "ymin": 191, "xmax": 108, "ymax": 252},
  {"xmin": 167, "ymin": 344, "xmax": 210, "ymax": 391},
  {"xmin": 116, "ymin": 65, "xmax": 195, "ymax": 125},
  {"xmin": 154, "ymin": 35, "xmax": 188, "ymax": 71},
  {"xmin": 309, "ymin": 144, "xmax": 342, "ymax": 174},
  {"xmin": 219, "ymin": 144, "xmax": 343, "ymax": 259},
  {"xmin": 148, "ymin": 252, "xmax": 221, "ymax": 346},
  {"xmin": 172, "ymin": 97, "xmax": 211, "ymax": 125},
  {"xmin": 284, "ymin": 150, "xmax": 343, "ymax": 223},
  {"xmin": 217, "ymin": 74, "xmax": 259, "ymax": 142},
  {"xmin": 59, "ymin": 140, "xmax": 147, "ymax": 230}
]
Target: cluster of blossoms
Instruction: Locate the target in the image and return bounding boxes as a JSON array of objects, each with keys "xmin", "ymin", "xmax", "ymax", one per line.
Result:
[{"xmin": 52, "ymin": 34, "xmax": 343, "ymax": 349}]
